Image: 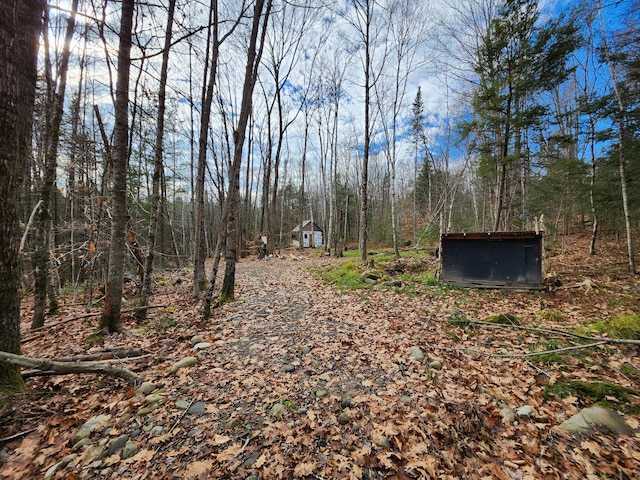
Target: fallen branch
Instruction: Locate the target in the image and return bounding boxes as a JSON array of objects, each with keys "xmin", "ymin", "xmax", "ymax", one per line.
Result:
[
  {"xmin": 424, "ymin": 340, "xmax": 608, "ymax": 358},
  {"xmin": 55, "ymin": 348, "xmax": 145, "ymax": 362},
  {"xmin": 22, "ymin": 305, "xmax": 167, "ymax": 343},
  {"xmin": 0, "ymin": 428, "xmax": 37, "ymax": 445},
  {"xmin": 0, "ymin": 352, "xmax": 141, "ymax": 384},
  {"xmin": 436, "ymin": 317, "xmax": 640, "ymax": 346}
]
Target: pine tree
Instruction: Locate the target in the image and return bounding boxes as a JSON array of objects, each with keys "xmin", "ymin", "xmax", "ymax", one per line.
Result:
[{"xmin": 462, "ymin": 0, "xmax": 580, "ymax": 231}]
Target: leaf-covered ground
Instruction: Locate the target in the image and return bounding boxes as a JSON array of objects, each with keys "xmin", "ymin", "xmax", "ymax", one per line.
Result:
[{"xmin": 1, "ymin": 234, "xmax": 640, "ymax": 479}]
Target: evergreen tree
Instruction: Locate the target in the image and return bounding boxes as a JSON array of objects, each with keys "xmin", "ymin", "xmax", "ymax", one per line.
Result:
[{"xmin": 461, "ymin": 0, "xmax": 580, "ymax": 231}]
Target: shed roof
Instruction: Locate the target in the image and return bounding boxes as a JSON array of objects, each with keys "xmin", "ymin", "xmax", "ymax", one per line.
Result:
[{"xmin": 292, "ymin": 220, "xmax": 323, "ymax": 233}]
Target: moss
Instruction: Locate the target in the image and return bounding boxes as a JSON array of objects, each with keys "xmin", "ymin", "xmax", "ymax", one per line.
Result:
[
  {"xmin": 546, "ymin": 380, "xmax": 636, "ymax": 403},
  {"xmin": 539, "ymin": 310, "xmax": 564, "ymax": 321},
  {"xmin": 447, "ymin": 308, "xmax": 470, "ymax": 327},
  {"xmin": 152, "ymin": 316, "xmax": 176, "ymax": 331},
  {"xmin": 586, "ymin": 314, "xmax": 640, "ymax": 340},
  {"xmin": 0, "ymin": 367, "xmax": 27, "ymax": 395},
  {"xmin": 312, "ymin": 260, "xmax": 368, "ymax": 292},
  {"xmin": 606, "ymin": 314, "xmax": 640, "ymax": 340},
  {"xmin": 84, "ymin": 331, "xmax": 106, "ymax": 345},
  {"xmin": 484, "ymin": 313, "xmax": 519, "ymax": 325},
  {"xmin": 620, "ymin": 363, "xmax": 640, "ymax": 381}
]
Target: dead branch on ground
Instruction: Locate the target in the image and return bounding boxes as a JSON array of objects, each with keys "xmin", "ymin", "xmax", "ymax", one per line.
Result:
[
  {"xmin": 0, "ymin": 352, "xmax": 141, "ymax": 384},
  {"xmin": 22, "ymin": 305, "xmax": 167, "ymax": 343},
  {"xmin": 436, "ymin": 317, "xmax": 640, "ymax": 346}
]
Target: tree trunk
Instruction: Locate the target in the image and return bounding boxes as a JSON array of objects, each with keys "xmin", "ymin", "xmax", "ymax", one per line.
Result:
[
  {"xmin": 597, "ymin": 1, "xmax": 636, "ymax": 273},
  {"xmin": 193, "ymin": 1, "xmax": 219, "ymax": 298},
  {"xmin": 32, "ymin": 0, "xmax": 78, "ymax": 329},
  {"xmin": 616, "ymin": 127, "xmax": 636, "ymax": 273},
  {"xmin": 98, "ymin": 0, "xmax": 134, "ymax": 333},
  {"xmin": 588, "ymin": 115, "xmax": 598, "ymax": 255},
  {"xmin": 298, "ymin": 112, "xmax": 309, "ymax": 251},
  {"xmin": 220, "ymin": 0, "xmax": 272, "ymax": 302},
  {"xmin": 0, "ymin": 0, "xmax": 43, "ymax": 392},
  {"xmin": 137, "ymin": 0, "xmax": 176, "ymax": 320},
  {"xmin": 359, "ymin": 7, "xmax": 372, "ymax": 263}
]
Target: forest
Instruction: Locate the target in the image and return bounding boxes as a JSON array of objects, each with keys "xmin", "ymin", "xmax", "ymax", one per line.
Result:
[{"xmin": 1, "ymin": 0, "xmax": 640, "ymax": 478}]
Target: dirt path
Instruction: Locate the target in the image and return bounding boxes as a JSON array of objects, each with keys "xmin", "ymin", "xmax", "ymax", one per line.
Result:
[{"xmin": 4, "ymin": 253, "xmax": 640, "ymax": 479}]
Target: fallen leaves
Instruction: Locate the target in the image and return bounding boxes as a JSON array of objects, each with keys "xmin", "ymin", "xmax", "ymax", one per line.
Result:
[{"xmin": 1, "ymin": 236, "xmax": 639, "ymax": 479}]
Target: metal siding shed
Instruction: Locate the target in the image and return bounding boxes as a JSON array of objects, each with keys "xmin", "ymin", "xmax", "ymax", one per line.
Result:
[{"xmin": 440, "ymin": 231, "xmax": 543, "ymax": 289}]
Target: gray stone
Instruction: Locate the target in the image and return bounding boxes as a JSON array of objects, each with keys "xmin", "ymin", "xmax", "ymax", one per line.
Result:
[
  {"xmin": 150, "ymin": 426, "xmax": 164, "ymax": 436},
  {"xmin": 315, "ymin": 389, "xmax": 328, "ymax": 399},
  {"xmin": 280, "ymin": 365, "xmax": 295, "ymax": 373},
  {"xmin": 409, "ymin": 346, "xmax": 424, "ymax": 361},
  {"xmin": 187, "ymin": 401, "xmax": 206, "ymax": 415},
  {"xmin": 516, "ymin": 406, "xmax": 534, "ymax": 419},
  {"xmin": 428, "ymin": 360, "xmax": 443, "ymax": 370},
  {"xmin": 271, "ymin": 403, "xmax": 286, "ymax": 418},
  {"xmin": 137, "ymin": 407, "xmax": 153, "ymax": 416},
  {"xmin": 44, "ymin": 462, "xmax": 63, "ymax": 479},
  {"xmin": 142, "ymin": 424, "xmax": 154, "ymax": 433},
  {"xmin": 71, "ymin": 437, "xmax": 91, "ymax": 451},
  {"xmin": 107, "ymin": 435, "xmax": 129, "ymax": 457},
  {"xmin": 192, "ymin": 342, "xmax": 212, "ymax": 351},
  {"xmin": 190, "ymin": 335, "xmax": 204, "ymax": 346},
  {"xmin": 137, "ymin": 382, "xmax": 157, "ymax": 395},
  {"xmin": 84, "ymin": 446, "xmax": 106, "ymax": 463},
  {"xmin": 559, "ymin": 405, "xmax": 634, "ymax": 435},
  {"xmin": 244, "ymin": 451, "xmax": 262, "ymax": 468},
  {"xmin": 168, "ymin": 356, "xmax": 198, "ymax": 374},
  {"xmin": 175, "ymin": 399, "xmax": 191, "ymax": 410},
  {"xmin": 340, "ymin": 396, "xmax": 352, "ymax": 408},
  {"xmin": 121, "ymin": 441, "xmax": 138, "ymax": 459},
  {"xmin": 71, "ymin": 414, "xmax": 112, "ymax": 447},
  {"xmin": 145, "ymin": 393, "xmax": 164, "ymax": 404},
  {"xmin": 225, "ymin": 417, "xmax": 242, "ymax": 430},
  {"xmin": 302, "ymin": 347, "xmax": 312, "ymax": 354},
  {"xmin": 375, "ymin": 435, "xmax": 391, "ymax": 449},
  {"xmin": 187, "ymin": 428, "xmax": 203, "ymax": 438},
  {"xmin": 500, "ymin": 407, "xmax": 516, "ymax": 424},
  {"xmin": 337, "ymin": 412, "xmax": 350, "ymax": 425},
  {"xmin": 297, "ymin": 407, "xmax": 308, "ymax": 414}
]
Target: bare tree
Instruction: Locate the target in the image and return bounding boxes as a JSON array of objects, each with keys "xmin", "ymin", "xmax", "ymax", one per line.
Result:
[
  {"xmin": 597, "ymin": 0, "xmax": 636, "ymax": 274},
  {"xmin": 204, "ymin": 0, "xmax": 273, "ymax": 316},
  {"xmin": 98, "ymin": 0, "xmax": 135, "ymax": 333},
  {"xmin": 374, "ymin": 0, "xmax": 428, "ymax": 257},
  {"xmin": 0, "ymin": 0, "xmax": 44, "ymax": 391},
  {"xmin": 31, "ymin": 0, "xmax": 79, "ymax": 329},
  {"xmin": 258, "ymin": 2, "xmax": 316, "ymax": 254},
  {"xmin": 340, "ymin": 0, "xmax": 389, "ymax": 262},
  {"xmin": 136, "ymin": 0, "xmax": 177, "ymax": 320},
  {"xmin": 193, "ymin": 0, "xmax": 247, "ymax": 298}
]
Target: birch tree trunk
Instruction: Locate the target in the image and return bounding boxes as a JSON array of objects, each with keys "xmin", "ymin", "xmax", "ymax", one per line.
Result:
[{"xmin": 597, "ymin": 1, "xmax": 636, "ymax": 273}]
